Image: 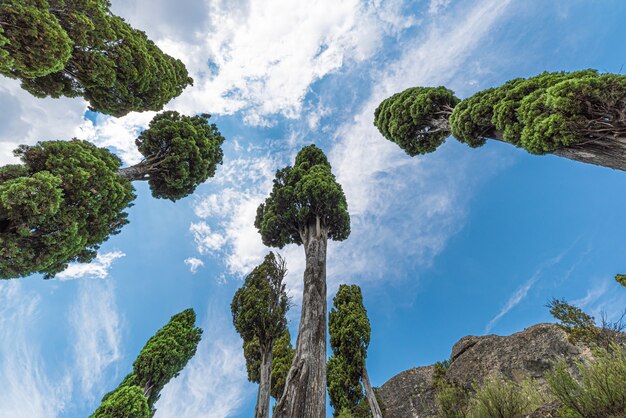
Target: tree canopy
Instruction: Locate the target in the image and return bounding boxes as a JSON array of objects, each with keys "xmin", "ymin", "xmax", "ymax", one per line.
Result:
[
  {"xmin": 254, "ymin": 144, "xmax": 350, "ymax": 248},
  {"xmin": 327, "ymin": 284, "xmax": 375, "ymax": 417},
  {"xmin": 374, "ymin": 70, "xmax": 626, "ymax": 168},
  {"xmin": 0, "ymin": 111, "xmax": 224, "ymax": 279},
  {"xmin": 127, "ymin": 111, "xmax": 225, "ymax": 201},
  {"xmin": 1, "ymin": 0, "xmax": 192, "ymax": 116},
  {"xmin": 0, "ymin": 140, "xmax": 135, "ymax": 279},
  {"xmin": 91, "ymin": 309, "xmax": 202, "ymax": 417}
]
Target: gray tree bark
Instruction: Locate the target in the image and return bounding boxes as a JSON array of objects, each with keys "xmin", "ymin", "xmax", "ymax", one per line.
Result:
[
  {"xmin": 254, "ymin": 344, "xmax": 273, "ymax": 418},
  {"xmin": 362, "ymin": 365, "xmax": 383, "ymax": 418},
  {"xmin": 273, "ymin": 218, "xmax": 328, "ymax": 418},
  {"xmin": 118, "ymin": 165, "xmax": 150, "ymax": 181}
]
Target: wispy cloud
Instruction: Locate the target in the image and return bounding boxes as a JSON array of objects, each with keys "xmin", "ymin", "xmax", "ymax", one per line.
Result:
[
  {"xmin": 56, "ymin": 251, "xmax": 126, "ymax": 280},
  {"xmin": 485, "ymin": 251, "xmax": 568, "ymax": 333},
  {"xmin": 0, "ymin": 282, "xmax": 72, "ymax": 418},
  {"xmin": 154, "ymin": 305, "xmax": 251, "ymax": 418},
  {"xmin": 69, "ymin": 278, "xmax": 123, "ymax": 401},
  {"xmin": 184, "ymin": 257, "xmax": 205, "ymax": 274}
]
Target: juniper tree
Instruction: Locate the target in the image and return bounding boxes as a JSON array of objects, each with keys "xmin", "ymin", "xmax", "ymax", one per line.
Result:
[
  {"xmin": 91, "ymin": 309, "xmax": 202, "ymax": 418},
  {"xmin": 375, "ymin": 70, "xmax": 626, "ymax": 171},
  {"xmin": 231, "ymin": 252, "xmax": 290, "ymax": 418},
  {"xmin": 1, "ymin": 0, "xmax": 192, "ymax": 116},
  {"xmin": 616, "ymin": 274, "xmax": 626, "ymax": 288},
  {"xmin": 255, "ymin": 145, "xmax": 350, "ymax": 418},
  {"xmin": 0, "ymin": 112, "xmax": 224, "ymax": 279},
  {"xmin": 327, "ymin": 285, "xmax": 382, "ymax": 418}
]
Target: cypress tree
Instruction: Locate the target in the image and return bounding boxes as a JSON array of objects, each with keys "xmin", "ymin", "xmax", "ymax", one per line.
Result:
[
  {"xmin": 375, "ymin": 70, "xmax": 626, "ymax": 171},
  {"xmin": 255, "ymin": 145, "xmax": 350, "ymax": 418},
  {"xmin": 231, "ymin": 252, "xmax": 291, "ymax": 418},
  {"xmin": 91, "ymin": 308, "xmax": 202, "ymax": 417},
  {"xmin": 328, "ymin": 284, "xmax": 382, "ymax": 418}
]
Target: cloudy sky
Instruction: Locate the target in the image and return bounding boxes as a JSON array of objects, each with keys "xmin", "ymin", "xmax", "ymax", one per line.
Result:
[{"xmin": 2, "ymin": 0, "xmax": 626, "ymax": 417}]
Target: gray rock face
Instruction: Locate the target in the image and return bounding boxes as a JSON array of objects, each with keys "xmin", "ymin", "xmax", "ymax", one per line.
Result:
[{"xmin": 378, "ymin": 323, "xmax": 589, "ymax": 418}]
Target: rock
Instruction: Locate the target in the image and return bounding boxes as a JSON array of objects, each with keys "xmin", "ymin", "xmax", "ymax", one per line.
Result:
[{"xmin": 378, "ymin": 323, "xmax": 590, "ymax": 418}]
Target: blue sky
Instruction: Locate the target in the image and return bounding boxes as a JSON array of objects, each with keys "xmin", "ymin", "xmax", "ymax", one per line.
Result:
[{"xmin": 1, "ymin": 0, "xmax": 626, "ymax": 417}]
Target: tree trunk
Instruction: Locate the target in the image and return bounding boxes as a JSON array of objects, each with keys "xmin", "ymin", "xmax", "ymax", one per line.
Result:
[
  {"xmin": 117, "ymin": 165, "xmax": 150, "ymax": 181},
  {"xmin": 273, "ymin": 220, "xmax": 328, "ymax": 418},
  {"xmin": 254, "ymin": 344, "xmax": 273, "ymax": 418},
  {"xmin": 362, "ymin": 365, "xmax": 383, "ymax": 418}
]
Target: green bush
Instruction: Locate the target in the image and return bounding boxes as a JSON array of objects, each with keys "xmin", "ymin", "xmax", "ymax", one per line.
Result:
[
  {"xmin": 436, "ymin": 380, "xmax": 469, "ymax": 418},
  {"xmin": 546, "ymin": 345, "xmax": 626, "ymax": 417},
  {"xmin": 466, "ymin": 375, "xmax": 546, "ymax": 418}
]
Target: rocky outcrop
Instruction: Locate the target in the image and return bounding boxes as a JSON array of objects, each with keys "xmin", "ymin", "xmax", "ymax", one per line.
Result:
[{"xmin": 377, "ymin": 323, "xmax": 591, "ymax": 418}]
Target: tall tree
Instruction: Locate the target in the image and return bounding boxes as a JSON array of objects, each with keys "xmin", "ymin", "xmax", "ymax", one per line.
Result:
[
  {"xmin": 231, "ymin": 252, "xmax": 290, "ymax": 418},
  {"xmin": 0, "ymin": 111, "xmax": 224, "ymax": 279},
  {"xmin": 255, "ymin": 144, "xmax": 351, "ymax": 418},
  {"xmin": 375, "ymin": 70, "xmax": 626, "ymax": 171},
  {"xmin": 328, "ymin": 284, "xmax": 382, "ymax": 418},
  {"xmin": 91, "ymin": 308, "xmax": 202, "ymax": 418},
  {"xmin": 1, "ymin": 0, "xmax": 192, "ymax": 116}
]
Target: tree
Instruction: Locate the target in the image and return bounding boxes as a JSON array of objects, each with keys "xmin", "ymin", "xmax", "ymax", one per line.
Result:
[
  {"xmin": 616, "ymin": 274, "xmax": 626, "ymax": 288},
  {"xmin": 327, "ymin": 284, "xmax": 382, "ymax": 418},
  {"xmin": 118, "ymin": 111, "xmax": 224, "ymax": 201},
  {"xmin": 375, "ymin": 70, "xmax": 626, "ymax": 171},
  {"xmin": 0, "ymin": 111, "xmax": 224, "ymax": 279},
  {"xmin": 2, "ymin": 0, "xmax": 192, "ymax": 116},
  {"xmin": 91, "ymin": 308, "xmax": 202, "ymax": 417},
  {"xmin": 231, "ymin": 252, "xmax": 290, "ymax": 418},
  {"xmin": 255, "ymin": 145, "xmax": 350, "ymax": 418}
]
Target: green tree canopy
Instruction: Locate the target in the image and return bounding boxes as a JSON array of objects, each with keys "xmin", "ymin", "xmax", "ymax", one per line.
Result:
[
  {"xmin": 91, "ymin": 386, "xmax": 150, "ymax": 418},
  {"xmin": 255, "ymin": 144, "xmax": 350, "ymax": 248},
  {"xmin": 0, "ymin": 0, "xmax": 72, "ymax": 79},
  {"xmin": 0, "ymin": 140, "xmax": 135, "ymax": 279},
  {"xmin": 0, "ymin": 111, "xmax": 224, "ymax": 279},
  {"xmin": 122, "ymin": 111, "xmax": 225, "ymax": 201},
  {"xmin": 2, "ymin": 0, "xmax": 192, "ymax": 116},
  {"xmin": 91, "ymin": 309, "xmax": 202, "ymax": 417},
  {"xmin": 375, "ymin": 70, "xmax": 626, "ymax": 170}
]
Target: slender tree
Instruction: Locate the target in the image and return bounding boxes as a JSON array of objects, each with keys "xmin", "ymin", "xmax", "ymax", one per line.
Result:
[
  {"xmin": 1, "ymin": 0, "xmax": 192, "ymax": 116},
  {"xmin": 255, "ymin": 144, "xmax": 351, "ymax": 418},
  {"xmin": 91, "ymin": 309, "xmax": 202, "ymax": 418},
  {"xmin": 375, "ymin": 70, "xmax": 626, "ymax": 171},
  {"xmin": 328, "ymin": 284, "xmax": 382, "ymax": 418},
  {"xmin": 0, "ymin": 111, "xmax": 224, "ymax": 279},
  {"xmin": 231, "ymin": 252, "xmax": 290, "ymax": 418}
]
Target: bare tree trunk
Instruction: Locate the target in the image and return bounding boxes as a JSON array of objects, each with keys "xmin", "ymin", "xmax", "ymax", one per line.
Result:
[
  {"xmin": 254, "ymin": 344, "xmax": 273, "ymax": 418},
  {"xmin": 118, "ymin": 165, "xmax": 150, "ymax": 181},
  {"xmin": 362, "ymin": 365, "xmax": 383, "ymax": 418},
  {"xmin": 273, "ymin": 219, "xmax": 328, "ymax": 418}
]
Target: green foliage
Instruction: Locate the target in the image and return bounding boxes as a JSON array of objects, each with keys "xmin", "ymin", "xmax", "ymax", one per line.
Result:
[
  {"xmin": 377, "ymin": 70, "xmax": 626, "ymax": 158},
  {"xmin": 255, "ymin": 145, "xmax": 350, "ymax": 248},
  {"xmin": 466, "ymin": 375, "xmax": 546, "ymax": 418},
  {"xmin": 270, "ymin": 329, "xmax": 295, "ymax": 400},
  {"xmin": 0, "ymin": 140, "xmax": 135, "ymax": 279},
  {"xmin": 436, "ymin": 380, "xmax": 469, "ymax": 418},
  {"xmin": 327, "ymin": 285, "xmax": 372, "ymax": 417},
  {"xmin": 432, "ymin": 359, "xmax": 451, "ymax": 386},
  {"xmin": 135, "ymin": 111, "xmax": 225, "ymax": 201},
  {"xmin": 373, "ymin": 86, "xmax": 459, "ymax": 156},
  {"xmin": 616, "ymin": 274, "xmax": 626, "ymax": 288},
  {"xmin": 133, "ymin": 308, "xmax": 202, "ymax": 409},
  {"xmin": 6, "ymin": 0, "xmax": 192, "ymax": 116},
  {"xmin": 92, "ymin": 309, "xmax": 202, "ymax": 417},
  {"xmin": 546, "ymin": 345, "xmax": 626, "ymax": 418},
  {"xmin": 547, "ymin": 298, "xmax": 599, "ymax": 346},
  {"xmin": 90, "ymin": 385, "xmax": 150, "ymax": 418},
  {"xmin": 0, "ymin": 0, "xmax": 72, "ymax": 79}
]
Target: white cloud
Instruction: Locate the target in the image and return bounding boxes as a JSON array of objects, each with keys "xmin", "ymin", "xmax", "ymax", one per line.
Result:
[
  {"xmin": 69, "ymin": 279, "xmax": 123, "ymax": 400},
  {"xmin": 56, "ymin": 251, "xmax": 126, "ymax": 280},
  {"xmin": 0, "ymin": 282, "xmax": 72, "ymax": 418},
  {"xmin": 185, "ymin": 257, "xmax": 205, "ymax": 274},
  {"xmin": 190, "ymin": 222, "xmax": 228, "ymax": 255},
  {"xmin": 154, "ymin": 305, "xmax": 251, "ymax": 418},
  {"xmin": 428, "ymin": 0, "xmax": 452, "ymax": 15},
  {"xmin": 485, "ymin": 251, "xmax": 568, "ymax": 333}
]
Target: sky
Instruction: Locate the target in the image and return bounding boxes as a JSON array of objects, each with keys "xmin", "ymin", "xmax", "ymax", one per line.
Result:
[{"xmin": 1, "ymin": 0, "xmax": 626, "ymax": 417}]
